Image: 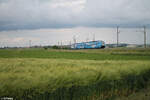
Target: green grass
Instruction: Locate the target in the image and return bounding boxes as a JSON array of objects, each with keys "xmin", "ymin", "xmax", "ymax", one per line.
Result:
[
  {"xmin": 0, "ymin": 48, "xmax": 150, "ymax": 60},
  {"xmin": 0, "ymin": 48, "xmax": 150, "ymax": 100}
]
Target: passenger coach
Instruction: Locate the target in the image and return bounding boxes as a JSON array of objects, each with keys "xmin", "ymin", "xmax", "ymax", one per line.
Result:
[{"xmin": 71, "ymin": 40, "xmax": 105, "ymax": 49}]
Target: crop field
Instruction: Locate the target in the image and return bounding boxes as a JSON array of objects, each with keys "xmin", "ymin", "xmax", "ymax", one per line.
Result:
[{"xmin": 0, "ymin": 48, "xmax": 150, "ymax": 100}]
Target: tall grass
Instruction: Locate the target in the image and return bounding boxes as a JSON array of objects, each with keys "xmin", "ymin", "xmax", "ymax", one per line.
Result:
[
  {"xmin": 116, "ymin": 83, "xmax": 150, "ymax": 100},
  {"xmin": 0, "ymin": 58, "xmax": 150, "ymax": 100}
]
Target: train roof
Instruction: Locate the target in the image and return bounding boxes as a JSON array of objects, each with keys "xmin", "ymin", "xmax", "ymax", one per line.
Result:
[{"xmin": 74, "ymin": 40, "xmax": 105, "ymax": 44}]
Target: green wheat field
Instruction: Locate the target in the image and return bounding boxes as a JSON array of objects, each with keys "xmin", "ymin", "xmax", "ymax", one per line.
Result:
[{"xmin": 0, "ymin": 48, "xmax": 150, "ymax": 100}]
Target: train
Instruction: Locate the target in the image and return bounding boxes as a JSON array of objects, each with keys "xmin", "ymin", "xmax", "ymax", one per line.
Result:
[{"xmin": 71, "ymin": 40, "xmax": 105, "ymax": 49}]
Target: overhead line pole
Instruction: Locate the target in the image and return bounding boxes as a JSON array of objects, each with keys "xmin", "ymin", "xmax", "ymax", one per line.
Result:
[
  {"xmin": 61, "ymin": 41, "xmax": 62, "ymax": 49},
  {"xmin": 117, "ymin": 26, "xmax": 120, "ymax": 47},
  {"xmin": 144, "ymin": 26, "xmax": 146, "ymax": 48},
  {"xmin": 136, "ymin": 25, "xmax": 147, "ymax": 48},
  {"xmin": 93, "ymin": 33, "xmax": 95, "ymax": 41},
  {"xmin": 58, "ymin": 41, "xmax": 59, "ymax": 46},
  {"xmin": 69, "ymin": 41, "xmax": 71, "ymax": 46},
  {"xmin": 29, "ymin": 40, "xmax": 31, "ymax": 48},
  {"xmin": 73, "ymin": 35, "xmax": 76, "ymax": 48}
]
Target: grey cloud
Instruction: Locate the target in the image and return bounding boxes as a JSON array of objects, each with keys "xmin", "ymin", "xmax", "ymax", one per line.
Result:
[{"xmin": 0, "ymin": 0, "xmax": 150, "ymax": 31}]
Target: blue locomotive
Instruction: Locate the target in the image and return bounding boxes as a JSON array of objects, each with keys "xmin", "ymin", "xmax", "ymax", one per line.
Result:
[{"xmin": 71, "ymin": 40, "xmax": 105, "ymax": 49}]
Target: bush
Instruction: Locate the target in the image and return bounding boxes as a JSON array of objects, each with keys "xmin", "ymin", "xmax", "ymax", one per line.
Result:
[{"xmin": 52, "ymin": 45, "xmax": 60, "ymax": 49}]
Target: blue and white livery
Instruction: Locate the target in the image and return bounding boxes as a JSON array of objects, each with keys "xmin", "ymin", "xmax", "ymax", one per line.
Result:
[{"xmin": 71, "ymin": 40, "xmax": 105, "ymax": 49}]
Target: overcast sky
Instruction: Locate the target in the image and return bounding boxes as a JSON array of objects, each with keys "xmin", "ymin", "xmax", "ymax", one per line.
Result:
[{"xmin": 0, "ymin": 0, "xmax": 150, "ymax": 47}]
